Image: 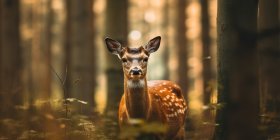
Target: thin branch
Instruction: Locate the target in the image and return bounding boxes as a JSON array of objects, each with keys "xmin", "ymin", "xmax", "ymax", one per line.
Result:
[
  {"xmin": 50, "ymin": 65, "xmax": 68, "ymax": 101},
  {"xmin": 50, "ymin": 65, "xmax": 64, "ymax": 86},
  {"xmin": 62, "ymin": 66, "xmax": 68, "ymax": 87}
]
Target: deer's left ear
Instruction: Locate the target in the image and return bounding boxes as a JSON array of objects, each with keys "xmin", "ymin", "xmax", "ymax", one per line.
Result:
[{"xmin": 145, "ymin": 36, "xmax": 161, "ymax": 54}]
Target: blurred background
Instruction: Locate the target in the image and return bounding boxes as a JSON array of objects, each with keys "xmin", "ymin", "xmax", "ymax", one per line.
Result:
[{"xmin": 0, "ymin": 0, "xmax": 279, "ymax": 139}]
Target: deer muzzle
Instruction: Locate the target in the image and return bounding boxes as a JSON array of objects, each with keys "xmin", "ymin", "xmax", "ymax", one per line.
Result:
[{"xmin": 130, "ymin": 67, "xmax": 142, "ymax": 75}]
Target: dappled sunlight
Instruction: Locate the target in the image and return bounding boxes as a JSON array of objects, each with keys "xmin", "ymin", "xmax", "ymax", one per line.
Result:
[
  {"xmin": 93, "ymin": 0, "xmax": 106, "ymax": 13},
  {"xmin": 186, "ymin": 1, "xmax": 201, "ymax": 40},
  {"xmin": 144, "ymin": 10, "xmax": 156, "ymax": 23},
  {"xmin": 94, "ymin": 74, "xmax": 107, "ymax": 114},
  {"xmin": 129, "ymin": 30, "xmax": 142, "ymax": 41},
  {"xmin": 188, "ymin": 91, "xmax": 203, "ymax": 111}
]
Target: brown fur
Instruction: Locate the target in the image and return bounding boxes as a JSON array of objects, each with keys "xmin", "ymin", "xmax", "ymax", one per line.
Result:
[{"xmin": 119, "ymin": 80, "xmax": 187, "ymax": 139}]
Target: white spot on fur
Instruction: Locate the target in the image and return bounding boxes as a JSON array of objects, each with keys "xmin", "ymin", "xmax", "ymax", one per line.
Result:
[{"xmin": 166, "ymin": 95, "xmax": 170, "ymax": 99}]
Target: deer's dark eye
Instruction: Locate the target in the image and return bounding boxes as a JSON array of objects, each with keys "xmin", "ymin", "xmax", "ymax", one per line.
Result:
[
  {"xmin": 143, "ymin": 58, "xmax": 148, "ymax": 62},
  {"xmin": 122, "ymin": 58, "xmax": 127, "ymax": 63}
]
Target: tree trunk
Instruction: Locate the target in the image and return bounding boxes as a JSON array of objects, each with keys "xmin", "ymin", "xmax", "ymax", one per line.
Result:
[
  {"xmin": 20, "ymin": 1, "xmax": 36, "ymax": 130},
  {"xmin": 176, "ymin": 0, "xmax": 188, "ymax": 96},
  {"xmin": 0, "ymin": 0, "xmax": 22, "ymax": 118},
  {"xmin": 66, "ymin": 0, "xmax": 96, "ymax": 114},
  {"xmin": 161, "ymin": 0, "xmax": 170, "ymax": 80},
  {"xmin": 258, "ymin": 0, "xmax": 280, "ymax": 138},
  {"xmin": 31, "ymin": 0, "xmax": 52, "ymax": 104},
  {"xmin": 201, "ymin": 0, "xmax": 212, "ymax": 105},
  {"xmin": 42, "ymin": 0, "xmax": 52, "ymax": 101},
  {"xmin": 105, "ymin": 0, "xmax": 128, "ymax": 116},
  {"xmin": 214, "ymin": 0, "xmax": 259, "ymax": 139},
  {"xmin": 50, "ymin": 0, "xmax": 66, "ymax": 102}
]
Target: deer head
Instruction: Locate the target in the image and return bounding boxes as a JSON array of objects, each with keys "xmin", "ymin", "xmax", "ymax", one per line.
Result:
[{"xmin": 105, "ymin": 36, "xmax": 161, "ymax": 81}]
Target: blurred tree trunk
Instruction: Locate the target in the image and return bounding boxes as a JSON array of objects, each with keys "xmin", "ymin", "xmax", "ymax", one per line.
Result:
[
  {"xmin": 201, "ymin": 0, "xmax": 212, "ymax": 105},
  {"xmin": 20, "ymin": 0, "xmax": 36, "ymax": 126},
  {"xmin": 105, "ymin": 0, "xmax": 128, "ymax": 116},
  {"xmin": 38, "ymin": 0, "xmax": 58, "ymax": 136},
  {"xmin": 214, "ymin": 0, "xmax": 259, "ymax": 139},
  {"xmin": 258, "ymin": 0, "xmax": 280, "ymax": 137},
  {"xmin": 50, "ymin": 0, "xmax": 66, "ymax": 101},
  {"xmin": 161, "ymin": 0, "xmax": 170, "ymax": 80},
  {"xmin": 176, "ymin": 0, "xmax": 188, "ymax": 96},
  {"xmin": 0, "ymin": 0, "xmax": 22, "ymax": 118},
  {"xmin": 31, "ymin": 0, "xmax": 52, "ymax": 105},
  {"xmin": 41, "ymin": 0, "xmax": 52, "ymax": 102},
  {"xmin": 65, "ymin": 0, "xmax": 96, "ymax": 114},
  {"xmin": 201, "ymin": 2, "xmax": 215, "ymax": 138}
]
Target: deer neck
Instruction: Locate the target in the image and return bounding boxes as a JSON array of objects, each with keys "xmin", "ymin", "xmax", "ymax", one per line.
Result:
[{"xmin": 124, "ymin": 77, "xmax": 150, "ymax": 119}]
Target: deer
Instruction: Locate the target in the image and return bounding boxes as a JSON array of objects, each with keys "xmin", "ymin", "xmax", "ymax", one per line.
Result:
[{"xmin": 105, "ymin": 36, "xmax": 187, "ymax": 140}]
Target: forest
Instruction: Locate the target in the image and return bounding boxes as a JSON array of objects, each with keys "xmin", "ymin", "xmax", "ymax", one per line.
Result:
[{"xmin": 0, "ymin": 0, "xmax": 279, "ymax": 139}]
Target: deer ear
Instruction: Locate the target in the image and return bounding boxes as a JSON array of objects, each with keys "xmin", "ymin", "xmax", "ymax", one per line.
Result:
[
  {"xmin": 105, "ymin": 37, "xmax": 122, "ymax": 55},
  {"xmin": 145, "ymin": 36, "xmax": 161, "ymax": 54}
]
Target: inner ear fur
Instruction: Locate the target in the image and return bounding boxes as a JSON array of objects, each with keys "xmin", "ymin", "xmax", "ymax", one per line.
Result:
[
  {"xmin": 145, "ymin": 36, "xmax": 161, "ymax": 54},
  {"xmin": 105, "ymin": 37, "xmax": 123, "ymax": 55}
]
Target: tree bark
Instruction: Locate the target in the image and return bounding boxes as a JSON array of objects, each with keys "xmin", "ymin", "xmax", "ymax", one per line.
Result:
[
  {"xmin": 201, "ymin": 0, "xmax": 212, "ymax": 105},
  {"xmin": 176, "ymin": 0, "xmax": 188, "ymax": 97},
  {"xmin": 105, "ymin": 0, "xmax": 128, "ymax": 116},
  {"xmin": 50, "ymin": 0, "xmax": 66, "ymax": 101},
  {"xmin": 161, "ymin": 0, "xmax": 170, "ymax": 80},
  {"xmin": 31, "ymin": 0, "xmax": 52, "ymax": 103},
  {"xmin": 66, "ymin": 0, "xmax": 96, "ymax": 114},
  {"xmin": 0, "ymin": 0, "xmax": 22, "ymax": 118},
  {"xmin": 258, "ymin": 0, "xmax": 280, "ymax": 138},
  {"xmin": 214, "ymin": 0, "xmax": 259, "ymax": 139},
  {"xmin": 42, "ymin": 0, "xmax": 52, "ymax": 101}
]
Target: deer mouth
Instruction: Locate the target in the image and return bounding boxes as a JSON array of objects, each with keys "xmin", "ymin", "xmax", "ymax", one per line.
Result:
[
  {"xmin": 129, "ymin": 73, "xmax": 144, "ymax": 79},
  {"xmin": 128, "ymin": 73, "xmax": 145, "ymax": 80}
]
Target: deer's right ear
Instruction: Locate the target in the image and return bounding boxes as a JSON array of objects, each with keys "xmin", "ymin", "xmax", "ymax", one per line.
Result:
[{"xmin": 105, "ymin": 37, "xmax": 122, "ymax": 55}]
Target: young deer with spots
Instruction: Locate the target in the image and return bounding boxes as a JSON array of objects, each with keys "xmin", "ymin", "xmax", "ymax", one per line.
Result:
[{"xmin": 105, "ymin": 36, "xmax": 187, "ymax": 140}]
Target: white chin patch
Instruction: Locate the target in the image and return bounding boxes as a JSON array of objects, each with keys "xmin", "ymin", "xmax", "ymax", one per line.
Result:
[{"xmin": 127, "ymin": 79, "xmax": 145, "ymax": 89}]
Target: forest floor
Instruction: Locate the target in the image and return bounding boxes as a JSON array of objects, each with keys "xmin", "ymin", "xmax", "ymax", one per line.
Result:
[
  {"xmin": 0, "ymin": 106, "xmax": 217, "ymax": 140},
  {"xmin": 4, "ymin": 109, "xmax": 279, "ymax": 140}
]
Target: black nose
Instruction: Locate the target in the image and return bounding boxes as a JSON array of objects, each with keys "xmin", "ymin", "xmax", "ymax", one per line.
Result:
[{"xmin": 130, "ymin": 68, "xmax": 142, "ymax": 75}]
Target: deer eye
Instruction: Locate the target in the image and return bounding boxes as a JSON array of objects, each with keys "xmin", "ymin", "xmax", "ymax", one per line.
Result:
[
  {"xmin": 121, "ymin": 58, "xmax": 127, "ymax": 63},
  {"xmin": 143, "ymin": 58, "xmax": 148, "ymax": 62}
]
